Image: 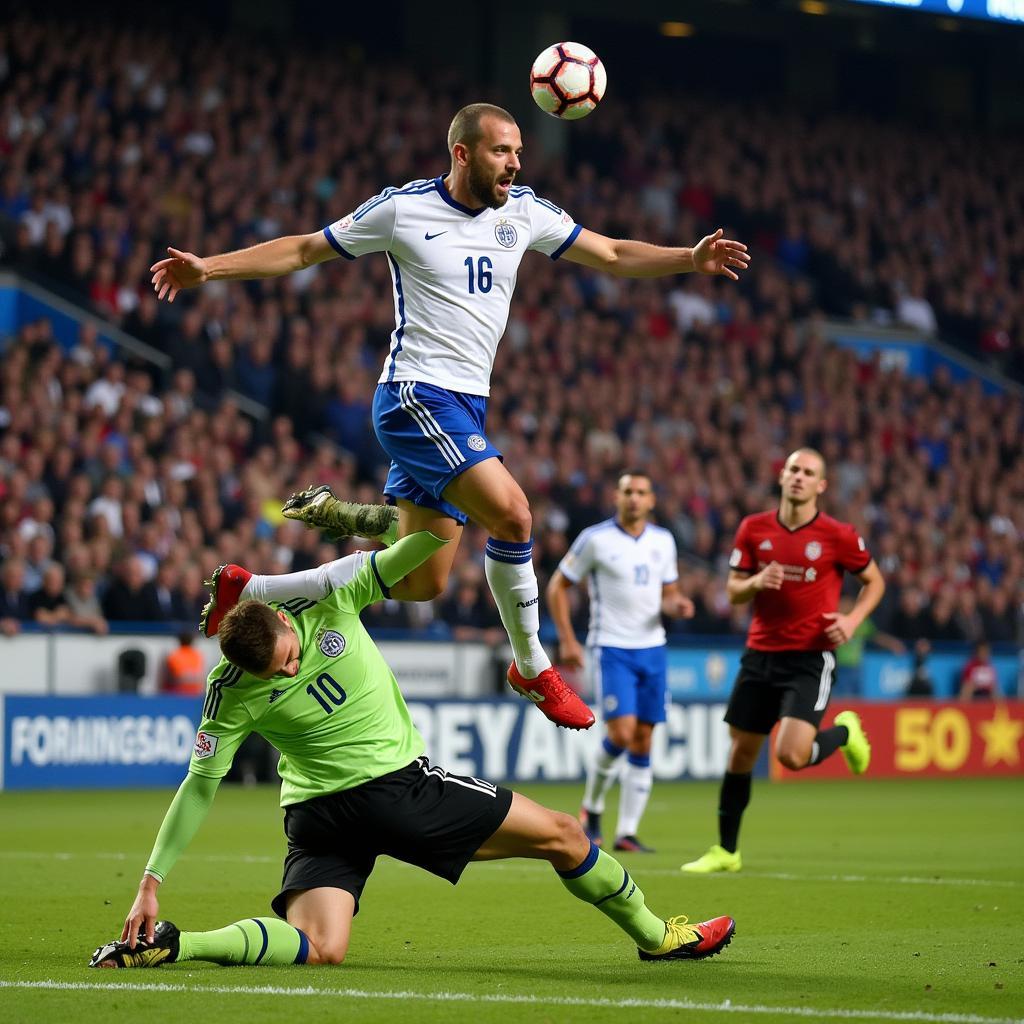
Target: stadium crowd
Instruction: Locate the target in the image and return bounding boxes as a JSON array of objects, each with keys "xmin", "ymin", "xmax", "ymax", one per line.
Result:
[{"xmin": 0, "ymin": 15, "xmax": 1022, "ymax": 652}]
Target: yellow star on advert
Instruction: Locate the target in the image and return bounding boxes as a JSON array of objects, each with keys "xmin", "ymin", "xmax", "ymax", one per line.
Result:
[{"xmin": 977, "ymin": 704, "xmax": 1024, "ymax": 767}]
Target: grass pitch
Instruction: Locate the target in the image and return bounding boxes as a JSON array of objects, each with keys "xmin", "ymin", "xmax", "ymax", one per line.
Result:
[{"xmin": 1, "ymin": 778, "xmax": 1021, "ymax": 1024}]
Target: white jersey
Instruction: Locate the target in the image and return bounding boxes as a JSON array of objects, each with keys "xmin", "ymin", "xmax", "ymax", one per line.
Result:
[
  {"xmin": 324, "ymin": 177, "xmax": 580, "ymax": 397},
  {"xmin": 558, "ymin": 519, "xmax": 679, "ymax": 649}
]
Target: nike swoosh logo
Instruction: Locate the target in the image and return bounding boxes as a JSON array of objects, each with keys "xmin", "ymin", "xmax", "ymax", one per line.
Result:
[{"xmin": 424, "ymin": 231, "xmax": 448, "ymax": 240}]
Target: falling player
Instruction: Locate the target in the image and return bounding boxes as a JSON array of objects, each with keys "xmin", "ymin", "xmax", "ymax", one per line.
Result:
[
  {"xmin": 150, "ymin": 102, "xmax": 750, "ymax": 732},
  {"xmin": 89, "ymin": 534, "xmax": 736, "ymax": 968},
  {"xmin": 547, "ymin": 471, "xmax": 693, "ymax": 852},
  {"xmin": 682, "ymin": 448, "xmax": 881, "ymax": 874}
]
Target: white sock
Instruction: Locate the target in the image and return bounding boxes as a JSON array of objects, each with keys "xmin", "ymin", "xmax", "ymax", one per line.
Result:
[
  {"xmin": 616, "ymin": 756, "xmax": 653, "ymax": 839},
  {"xmin": 582, "ymin": 737, "xmax": 625, "ymax": 814},
  {"xmin": 241, "ymin": 553, "xmax": 368, "ymax": 603},
  {"xmin": 484, "ymin": 538, "xmax": 550, "ymax": 678}
]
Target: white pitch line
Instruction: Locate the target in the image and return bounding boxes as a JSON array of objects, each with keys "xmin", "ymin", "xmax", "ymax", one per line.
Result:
[
  {"xmin": 0, "ymin": 980, "xmax": 1020, "ymax": 1024},
  {"xmin": 0, "ymin": 851, "xmax": 1019, "ymax": 889}
]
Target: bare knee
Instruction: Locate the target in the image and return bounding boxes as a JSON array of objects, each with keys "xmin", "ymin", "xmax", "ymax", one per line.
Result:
[
  {"xmin": 775, "ymin": 747, "xmax": 810, "ymax": 771},
  {"xmin": 606, "ymin": 720, "xmax": 635, "ymax": 750},
  {"xmin": 486, "ymin": 499, "xmax": 532, "ymax": 542},
  {"xmin": 305, "ymin": 936, "xmax": 348, "ymax": 966},
  {"xmin": 546, "ymin": 812, "xmax": 591, "ymax": 870},
  {"xmin": 392, "ymin": 567, "xmax": 447, "ymax": 601}
]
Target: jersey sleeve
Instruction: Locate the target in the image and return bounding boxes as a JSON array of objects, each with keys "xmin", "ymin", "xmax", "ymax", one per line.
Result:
[
  {"xmin": 728, "ymin": 518, "xmax": 757, "ymax": 574},
  {"xmin": 661, "ymin": 532, "xmax": 679, "ymax": 585},
  {"xmin": 187, "ymin": 666, "xmax": 254, "ymax": 780},
  {"xmin": 836, "ymin": 523, "xmax": 872, "ymax": 574},
  {"xmin": 524, "ymin": 191, "xmax": 582, "ymax": 260},
  {"xmin": 558, "ymin": 529, "xmax": 596, "ymax": 584},
  {"xmin": 319, "ymin": 556, "xmax": 384, "ymax": 615},
  {"xmin": 322, "ymin": 191, "xmax": 398, "ymax": 260}
]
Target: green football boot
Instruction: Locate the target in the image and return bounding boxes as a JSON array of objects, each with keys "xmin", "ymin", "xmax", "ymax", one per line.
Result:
[
  {"xmin": 282, "ymin": 485, "xmax": 399, "ymax": 546},
  {"xmin": 680, "ymin": 844, "xmax": 742, "ymax": 874},
  {"xmin": 834, "ymin": 710, "xmax": 871, "ymax": 775}
]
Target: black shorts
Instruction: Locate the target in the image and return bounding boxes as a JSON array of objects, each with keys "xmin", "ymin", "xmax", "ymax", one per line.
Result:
[
  {"xmin": 270, "ymin": 756, "xmax": 514, "ymax": 918},
  {"xmin": 724, "ymin": 648, "xmax": 837, "ymax": 735}
]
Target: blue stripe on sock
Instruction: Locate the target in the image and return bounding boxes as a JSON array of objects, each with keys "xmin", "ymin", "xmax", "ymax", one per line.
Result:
[
  {"xmin": 369, "ymin": 551, "xmax": 391, "ymax": 598},
  {"xmin": 557, "ymin": 840, "xmax": 600, "ymax": 879},
  {"xmin": 251, "ymin": 918, "xmax": 269, "ymax": 965},
  {"xmin": 294, "ymin": 927, "xmax": 310, "ymax": 965},
  {"xmin": 594, "ymin": 869, "xmax": 632, "ymax": 907},
  {"xmin": 485, "ymin": 538, "xmax": 533, "ymax": 564},
  {"xmin": 627, "ymin": 752, "xmax": 651, "ymax": 768},
  {"xmin": 602, "ymin": 737, "xmax": 625, "ymax": 758}
]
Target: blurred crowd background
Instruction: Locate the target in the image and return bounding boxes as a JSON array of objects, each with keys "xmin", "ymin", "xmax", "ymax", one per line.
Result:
[{"xmin": 1, "ymin": 11, "xmax": 1021, "ymax": 657}]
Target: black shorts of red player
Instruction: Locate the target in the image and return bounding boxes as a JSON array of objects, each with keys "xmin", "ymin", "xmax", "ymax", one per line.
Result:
[{"xmin": 724, "ymin": 648, "xmax": 836, "ymax": 736}]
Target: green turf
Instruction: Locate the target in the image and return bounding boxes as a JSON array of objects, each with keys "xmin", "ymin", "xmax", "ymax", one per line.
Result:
[{"xmin": 1, "ymin": 778, "xmax": 1021, "ymax": 1024}]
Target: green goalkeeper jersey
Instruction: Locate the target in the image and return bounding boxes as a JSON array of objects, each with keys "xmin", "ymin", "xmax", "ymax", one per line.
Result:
[{"xmin": 189, "ymin": 554, "xmax": 424, "ymax": 806}]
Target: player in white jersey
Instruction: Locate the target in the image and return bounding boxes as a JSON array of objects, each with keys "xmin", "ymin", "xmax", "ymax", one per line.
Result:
[
  {"xmin": 150, "ymin": 103, "xmax": 750, "ymax": 732},
  {"xmin": 547, "ymin": 472, "xmax": 694, "ymax": 851}
]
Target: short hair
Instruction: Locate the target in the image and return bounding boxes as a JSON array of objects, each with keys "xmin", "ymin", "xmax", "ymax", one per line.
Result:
[
  {"xmin": 617, "ymin": 469, "xmax": 653, "ymax": 488},
  {"xmin": 218, "ymin": 601, "xmax": 288, "ymax": 676},
  {"xmin": 447, "ymin": 103, "xmax": 517, "ymax": 154},
  {"xmin": 787, "ymin": 447, "xmax": 827, "ymax": 479}
]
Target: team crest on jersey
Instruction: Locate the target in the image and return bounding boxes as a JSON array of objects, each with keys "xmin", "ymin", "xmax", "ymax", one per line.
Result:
[
  {"xmin": 805, "ymin": 541, "xmax": 822, "ymax": 561},
  {"xmin": 467, "ymin": 434, "xmax": 487, "ymax": 452},
  {"xmin": 316, "ymin": 628, "xmax": 346, "ymax": 658},
  {"xmin": 494, "ymin": 220, "xmax": 518, "ymax": 248},
  {"xmin": 193, "ymin": 731, "xmax": 218, "ymax": 759},
  {"xmin": 805, "ymin": 567, "xmax": 817, "ymax": 582}
]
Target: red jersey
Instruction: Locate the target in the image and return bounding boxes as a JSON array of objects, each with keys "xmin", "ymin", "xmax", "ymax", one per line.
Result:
[
  {"xmin": 960, "ymin": 659, "xmax": 997, "ymax": 697},
  {"xmin": 729, "ymin": 510, "xmax": 871, "ymax": 652}
]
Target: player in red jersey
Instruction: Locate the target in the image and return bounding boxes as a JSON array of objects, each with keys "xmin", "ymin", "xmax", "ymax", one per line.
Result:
[{"xmin": 682, "ymin": 448, "xmax": 884, "ymax": 874}]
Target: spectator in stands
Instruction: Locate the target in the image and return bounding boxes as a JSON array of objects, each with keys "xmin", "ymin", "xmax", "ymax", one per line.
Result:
[
  {"xmin": 959, "ymin": 640, "xmax": 999, "ymax": 702},
  {"xmin": 102, "ymin": 554, "xmax": 163, "ymax": 622},
  {"xmin": 436, "ymin": 562, "xmax": 504, "ymax": 645},
  {"xmin": 0, "ymin": 557, "xmax": 32, "ymax": 635},
  {"xmin": 29, "ymin": 562, "xmax": 71, "ymax": 626},
  {"xmin": 833, "ymin": 594, "xmax": 905, "ymax": 695},
  {"xmin": 65, "ymin": 570, "xmax": 109, "ymax": 635},
  {"xmin": 905, "ymin": 639, "xmax": 935, "ymax": 698}
]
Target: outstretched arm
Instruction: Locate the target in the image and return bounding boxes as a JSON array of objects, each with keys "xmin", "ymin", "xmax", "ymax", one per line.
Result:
[
  {"xmin": 121, "ymin": 772, "xmax": 221, "ymax": 947},
  {"xmin": 150, "ymin": 230, "xmax": 338, "ymax": 302},
  {"xmin": 562, "ymin": 227, "xmax": 750, "ymax": 280}
]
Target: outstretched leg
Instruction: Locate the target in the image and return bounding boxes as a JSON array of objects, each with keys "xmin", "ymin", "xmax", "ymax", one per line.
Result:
[{"xmin": 473, "ymin": 792, "xmax": 734, "ymax": 960}]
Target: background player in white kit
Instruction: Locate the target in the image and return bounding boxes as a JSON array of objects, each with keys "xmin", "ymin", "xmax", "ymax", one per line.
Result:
[
  {"xmin": 150, "ymin": 103, "xmax": 750, "ymax": 731},
  {"xmin": 547, "ymin": 472, "xmax": 694, "ymax": 851}
]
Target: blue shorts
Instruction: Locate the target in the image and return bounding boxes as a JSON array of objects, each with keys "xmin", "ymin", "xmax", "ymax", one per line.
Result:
[
  {"xmin": 590, "ymin": 645, "xmax": 668, "ymax": 724},
  {"xmin": 372, "ymin": 382, "xmax": 502, "ymax": 525}
]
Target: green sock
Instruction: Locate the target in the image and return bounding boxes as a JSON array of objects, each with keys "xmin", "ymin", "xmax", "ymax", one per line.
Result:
[
  {"xmin": 178, "ymin": 917, "xmax": 309, "ymax": 965},
  {"xmin": 557, "ymin": 843, "xmax": 666, "ymax": 951}
]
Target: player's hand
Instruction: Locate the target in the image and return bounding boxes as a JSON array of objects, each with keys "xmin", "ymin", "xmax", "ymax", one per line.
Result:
[
  {"xmin": 663, "ymin": 594, "xmax": 695, "ymax": 619},
  {"xmin": 150, "ymin": 246, "xmax": 208, "ymax": 302},
  {"xmin": 823, "ymin": 611, "xmax": 855, "ymax": 645},
  {"xmin": 121, "ymin": 877, "xmax": 160, "ymax": 948},
  {"xmin": 754, "ymin": 561, "xmax": 784, "ymax": 591},
  {"xmin": 692, "ymin": 228, "xmax": 750, "ymax": 281},
  {"xmin": 558, "ymin": 637, "xmax": 586, "ymax": 670}
]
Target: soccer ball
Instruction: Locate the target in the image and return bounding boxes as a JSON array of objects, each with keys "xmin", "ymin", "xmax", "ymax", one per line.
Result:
[{"xmin": 529, "ymin": 42, "xmax": 607, "ymax": 120}]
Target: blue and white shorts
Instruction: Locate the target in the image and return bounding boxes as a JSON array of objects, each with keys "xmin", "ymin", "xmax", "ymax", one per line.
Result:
[
  {"xmin": 590, "ymin": 645, "xmax": 669, "ymax": 724},
  {"xmin": 372, "ymin": 381, "xmax": 502, "ymax": 524}
]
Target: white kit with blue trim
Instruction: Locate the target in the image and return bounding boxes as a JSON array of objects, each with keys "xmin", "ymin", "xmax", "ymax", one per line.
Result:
[
  {"xmin": 323, "ymin": 177, "xmax": 581, "ymax": 397},
  {"xmin": 558, "ymin": 520, "xmax": 680, "ymax": 649}
]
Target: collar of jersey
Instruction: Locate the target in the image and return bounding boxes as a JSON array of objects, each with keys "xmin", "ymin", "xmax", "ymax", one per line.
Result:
[{"xmin": 434, "ymin": 176, "xmax": 486, "ymax": 217}]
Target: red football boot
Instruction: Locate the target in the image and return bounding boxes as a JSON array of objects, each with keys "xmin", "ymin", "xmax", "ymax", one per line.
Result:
[
  {"xmin": 637, "ymin": 915, "xmax": 736, "ymax": 962},
  {"xmin": 507, "ymin": 663, "xmax": 595, "ymax": 730},
  {"xmin": 199, "ymin": 564, "xmax": 252, "ymax": 638}
]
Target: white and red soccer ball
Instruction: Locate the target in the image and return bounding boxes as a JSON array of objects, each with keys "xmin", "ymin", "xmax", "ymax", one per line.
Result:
[{"xmin": 529, "ymin": 42, "xmax": 606, "ymax": 120}]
